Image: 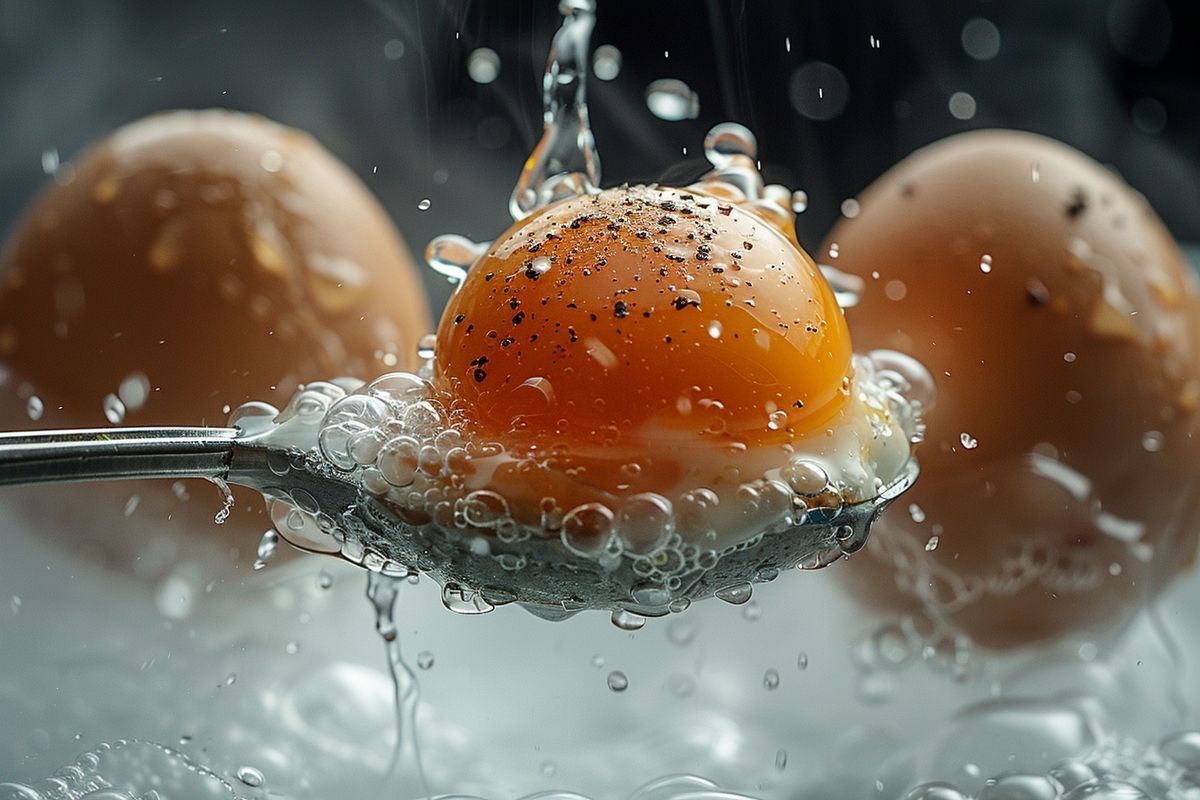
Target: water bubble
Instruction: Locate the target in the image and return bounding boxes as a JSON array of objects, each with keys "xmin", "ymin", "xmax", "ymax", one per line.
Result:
[
  {"xmin": 540, "ymin": 761, "xmax": 557, "ymax": 778},
  {"xmin": 903, "ymin": 785, "xmax": 970, "ymax": 800},
  {"xmin": 960, "ymin": 432, "xmax": 979, "ymax": 450},
  {"xmin": 607, "ymin": 670, "xmax": 629, "ymax": 692},
  {"xmin": 949, "ymin": 92, "xmax": 978, "ymax": 121},
  {"xmin": 976, "ymin": 774, "xmax": 1057, "ymax": 800},
  {"xmin": 462, "ymin": 490, "xmax": 510, "ymax": 528},
  {"xmin": 561, "ymin": 503, "xmax": 615, "ymax": 556},
  {"xmin": 789, "ymin": 61, "xmax": 850, "ymax": 120},
  {"xmin": 26, "ymin": 395, "xmax": 43, "ymax": 421},
  {"xmin": 1141, "ymin": 431, "xmax": 1165, "ymax": 453},
  {"xmin": 763, "ymin": 668, "xmax": 780, "ymax": 690},
  {"xmin": 1159, "ymin": 730, "xmax": 1200, "ymax": 768},
  {"xmin": 841, "ymin": 198, "xmax": 861, "ymax": 218},
  {"xmin": 645, "ymin": 79, "xmax": 700, "ymax": 121},
  {"xmin": 418, "ymin": 198, "xmax": 431, "ymax": 211},
  {"xmin": 616, "ymin": 493, "xmax": 672, "ymax": 554},
  {"xmin": 1048, "ymin": 761, "xmax": 1096, "ymax": 792},
  {"xmin": 118, "ymin": 372, "xmax": 150, "ymax": 411},
  {"xmin": 417, "ymin": 651, "xmax": 435, "ymax": 670},
  {"xmin": 962, "ymin": 18, "xmax": 1001, "ymax": 60},
  {"xmin": 791, "ymin": 190, "xmax": 809, "ymax": 213},
  {"xmin": 925, "ymin": 535, "xmax": 941, "ymax": 552},
  {"xmin": 590, "ymin": 654, "xmax": 605, "ymax": 668},
  {"xmin": 1061, "ymin": 781, "xmax": 1149, "ymax": 799},
  {"xmin": 466, "ymin": 47, "xmax": 501, "ymax": 84},
  {"xmin": 592, "ymin": 44, "xmax": 621, "ymax": 80},
  {"xmin": 980, "ymin": 254, "xmax": 993, "ymax": 273},
  {"xmin": 235, "ymin": 766, "xmax": 264, "ymax": 788}
]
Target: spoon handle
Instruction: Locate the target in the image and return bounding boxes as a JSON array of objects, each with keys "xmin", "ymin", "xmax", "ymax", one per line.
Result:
[{"xmin": 0, "ymin": 427, "xmax": 241, "ymax": 487}]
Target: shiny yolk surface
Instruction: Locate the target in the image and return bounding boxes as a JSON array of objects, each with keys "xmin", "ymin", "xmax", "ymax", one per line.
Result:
[{"xmin": 435, "ymin": 186, "xmax": 850, "ymax": 470}]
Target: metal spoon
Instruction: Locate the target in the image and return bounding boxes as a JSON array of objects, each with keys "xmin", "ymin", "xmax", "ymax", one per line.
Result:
[{"xmin": 0, "ymin": 425, "xmax": 917, "ymax": 620}]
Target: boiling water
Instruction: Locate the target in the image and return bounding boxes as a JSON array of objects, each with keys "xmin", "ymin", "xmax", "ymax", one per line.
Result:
[{"xmin": 3, "ymin": 3, "xmax": 1200, "ymax": 799}]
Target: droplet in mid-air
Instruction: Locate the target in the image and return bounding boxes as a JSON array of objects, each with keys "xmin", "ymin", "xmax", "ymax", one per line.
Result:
[{"xmin": 645, "ymin": 79, "xmax": 700, "ymax": 122}]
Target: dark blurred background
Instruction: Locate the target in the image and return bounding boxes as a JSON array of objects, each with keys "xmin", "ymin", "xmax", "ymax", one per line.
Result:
[{"xmin": 1, "ymin": 0, "xmax": 1197, "ymax": 312}]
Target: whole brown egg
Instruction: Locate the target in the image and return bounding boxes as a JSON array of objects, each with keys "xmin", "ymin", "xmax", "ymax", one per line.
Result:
[
  {"xmin": 0, "ymin": 110, "xmax": 431, "ymax": 569},
  {"xmin": 825, "ymin": 129, "xmax": 1200, "ymax": 648}
]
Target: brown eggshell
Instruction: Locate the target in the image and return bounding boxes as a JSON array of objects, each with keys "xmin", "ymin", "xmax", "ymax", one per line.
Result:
[
  {"xmin": 0, "ymin": 110, "xmax": 432, "ymax": 573},
  {"xmin": 825, "ymin": 129, "xmax": 1200, "ymax": 648}
]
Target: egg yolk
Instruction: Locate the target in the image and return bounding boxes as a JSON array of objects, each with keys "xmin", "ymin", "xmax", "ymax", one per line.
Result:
[{"xmin": 433, "ymin": 185, "xmax": 851, "ymax": 504}]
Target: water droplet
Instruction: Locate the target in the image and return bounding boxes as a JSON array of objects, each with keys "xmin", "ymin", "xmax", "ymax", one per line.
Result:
[
  {"xmin": 775, "ymin": 749, "xmax": 788, "ymax": 770},
  {"xmin": 26, "ymin": 395, "xmax": 43, "ymax": 421},
  {"xmin": 466, "ymin": 47, "xmax": 501, "ymax": 84},
  {"xmin": 224, "ymin": 672, "xmax": 237, "ymax": 686},
  {"xmin": 118, "ymin": 372, "xmax": 150, "ymax": 411},
  {"xmin": 716, "ymin": 583, "xmax": 753, "ymax": 605},
  {"xmin": 417, "ymin": 198, "xmax": 431, "ymax": 211},
  {"xmin": 318, "ymin": 569, "xmax": 334, "ymax": 589},
  {"xmin": 797, "ymin": 652, "xmax": 808, "ymax": 670},
  {"xmin": 383, "ymin": 39, "xmax": 405, "ymax": 59},
  {"xmin": 611, "ymin": 609, "xmax": 646, "ymax": 631},
  {"xmin": 667, "ymin": 618, "xmax": 697, "ymax": 646},
  {"xmin": 1032, "ymin": 162, "xmax": 1041, "ymax": 183},
  {"xmin": 41, "ymin": 148, "xmax": 60, "ymax": 175},
  {"xmin": 417, "ymin": 651, "xmax": 435, "ymax": 670},
  {"xmin": 743, "ymin": 601, "xmax": 762, "ymax": 621},
  {"xmin": 841, "ymin": 198, "xmax": 861, "ymax": 218},
  {"xmin": 645, "ymin": 78, "xmax": 700, "ymax": 121},
  {"xmin": 925, "ymin": 535, "xmax": 940, "ymax": 552},
  {"xmin": 789, "ymin": 62, "xmax": 849, "ymax": 120},
  {"xmin": 960, "ymin": 432, "xmax": 979, "ymax": 450},
  {"xmin": 949, "ymin": 91, "xmax": 977, "ymax": 120},
  {"xmin": 606, "ymin": 670, "xmax": 629, "ymax": 692},
  {"xmin": 706, "ymin": 320, "xmax": 723, "ymax": 339},
  {"xmin": 763, "ymin": 668, "xmax": 780, "ymax": 690},
  {"xmin": 540, "ymin": 760, "xmax": 557, "ymax": 778},
  {"xmin": 592, "ymin": 44, "xmax": 621, "ymax": 80},
  {"xmin": 236, "ymin": 766, "xmax": 264, "ymax": 788},
  {"xmin": 962, "ymin": 18, "xmax": 1001, "ymax": 60},
  {"xmin": 253, "ymin": 530, "xmax": 279, "ymax": 570},
  {"xmin": 979, "ymin": 254, "xmax": 993, "ymax": 273},
  {"xmin": 441, "ymin": 583, "xmax": 495, "ymax": 615},
  {"xmin": 1142, "ymin": 431, "xmax": 1165, "ymax": 452}
]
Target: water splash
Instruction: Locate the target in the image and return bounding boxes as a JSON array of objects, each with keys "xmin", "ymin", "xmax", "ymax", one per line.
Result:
[
  {"xmin": 509, "ymin": 0, "xmax": 600, "ymax": 220},
  {"xmin": 365, "ymin": 571, "xmax": 430, "ymax": 800}
]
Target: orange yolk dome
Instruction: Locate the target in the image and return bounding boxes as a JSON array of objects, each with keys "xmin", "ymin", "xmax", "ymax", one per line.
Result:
[{"xmin": 434, "ymin": 185, "xmax": 851, "ymax": 472}]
